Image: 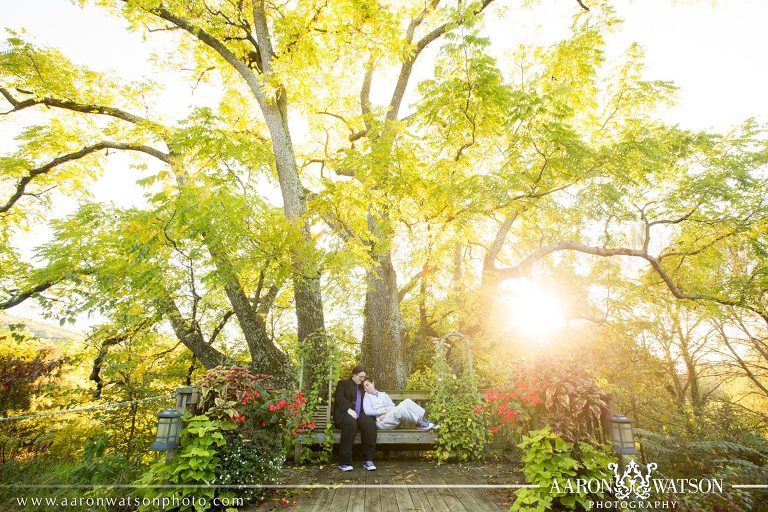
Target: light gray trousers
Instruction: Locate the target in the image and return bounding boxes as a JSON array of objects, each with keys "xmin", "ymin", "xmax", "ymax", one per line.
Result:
[{"xmin": 375, "ymin": 399, "xmax": 425, "ymax": 430}]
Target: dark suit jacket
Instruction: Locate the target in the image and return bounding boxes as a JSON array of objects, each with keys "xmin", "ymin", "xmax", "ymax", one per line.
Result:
[{"xmin": 333, "ymin": 378, "xmax": 362, "ymax": 423}]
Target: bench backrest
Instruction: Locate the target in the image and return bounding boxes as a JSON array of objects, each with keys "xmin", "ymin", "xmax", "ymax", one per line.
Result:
[{"xmin": 313, "ymin": 390, "xmax": 431, "ymax": 429}]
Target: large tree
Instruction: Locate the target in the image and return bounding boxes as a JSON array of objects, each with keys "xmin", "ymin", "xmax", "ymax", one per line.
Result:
[{"xmin": 2, "ymin": 0, "xmax": 767, "ymax": 396}]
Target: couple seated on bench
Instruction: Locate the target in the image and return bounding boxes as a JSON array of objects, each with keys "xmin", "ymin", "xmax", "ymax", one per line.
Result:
[
  {"xmin": 362, "ymin": 378, "xmax": 438, "ymax": 431},
  {"xmin": 334, "ymin": 365, "xmax": 438, "ymax": 472}
]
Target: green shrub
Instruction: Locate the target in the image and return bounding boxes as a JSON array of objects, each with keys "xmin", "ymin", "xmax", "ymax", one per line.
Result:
[
  {"xmin": 639, "ymin": 428, "xmax": 768, "ymax": 512},
  {"xmin": 429, "ymin": 335, "xmax": 485, "ymax": 463},
  {"xmin": 138, "ymin": 414, "xmax": 231, "ymax": 511},
  {"xmin": 512, "ymin": 427, "xmax": 614, "ymax": 512},
  {"xmin": 71, "ymin": 435, "xmax": 131, "ymax": 484}
]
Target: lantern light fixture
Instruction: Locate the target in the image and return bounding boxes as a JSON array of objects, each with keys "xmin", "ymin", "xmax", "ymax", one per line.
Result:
[
  {"xmin": 610, "ymin": 413, "xmax": 640, "ymax": 456},
  {"xmin": 150, "ymin": 409, "xmax": 182, "ymax": 451}
]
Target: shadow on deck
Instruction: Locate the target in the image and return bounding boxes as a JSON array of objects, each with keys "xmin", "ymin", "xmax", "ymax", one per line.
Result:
[{"xmin": 246, "ymin": 460, "xmax": 523, "ymax": 511}]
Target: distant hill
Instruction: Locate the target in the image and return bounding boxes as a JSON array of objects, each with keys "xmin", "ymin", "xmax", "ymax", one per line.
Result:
[{"xmin": 0, "ymin": 312, "xmax": 84, "ymax": 342}]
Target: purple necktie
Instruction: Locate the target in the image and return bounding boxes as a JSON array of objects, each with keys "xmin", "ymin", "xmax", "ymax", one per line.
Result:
[{"xmin": 355, "ymin": 387, "xmax": 362, "ymax": 417}]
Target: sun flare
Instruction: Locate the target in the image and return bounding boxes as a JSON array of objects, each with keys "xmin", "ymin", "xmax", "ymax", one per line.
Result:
[{"xmin": 500, "ymin": 279, "xmax": 566, "ymax": 341}]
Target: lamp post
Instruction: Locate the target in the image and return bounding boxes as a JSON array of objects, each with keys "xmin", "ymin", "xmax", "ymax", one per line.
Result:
[{"xmin": 151, "ymin": 409, "xmax": 182, "ymax": 461}]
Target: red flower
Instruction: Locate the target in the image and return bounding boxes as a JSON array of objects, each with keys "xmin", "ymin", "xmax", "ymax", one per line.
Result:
[
  {"xmin": 473, "ymin": 405, "xmax": 483, "ymax": 414},
  {"xmin": 491, "ymin": 426, "xmax": 500, "ymax": 434},
  {"xmin": 309, "ymin": 420, "xmax": 315, "ymax": 429},
  {"xmin": 268, "ymin": 403, "xmax": 277, "ymax": 412},
  {"xmin": 234, "ymin": 415, "xmax": 246, "ymax": 423},
  {"xmin": 262, "ymin": 421, "xmax": 267, "ymax": 426}
]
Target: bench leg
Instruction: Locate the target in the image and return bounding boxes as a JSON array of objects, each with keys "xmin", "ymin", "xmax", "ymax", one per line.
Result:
[{"xmin": 294, "ymin": 442, "xmax": 302, "ymax": 464}]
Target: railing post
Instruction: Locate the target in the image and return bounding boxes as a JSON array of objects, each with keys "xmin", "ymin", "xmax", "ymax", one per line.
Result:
[
  {"xmin": 175, "ymin": 386, "xmax": 199, "ymax": 415},
  {"xmin": 326, "ymin": 356, "xmax": 333, "ymax": 425},
  {"xmin": 168, "ymin": 386, "xmax": 199, "ymax": 463}
]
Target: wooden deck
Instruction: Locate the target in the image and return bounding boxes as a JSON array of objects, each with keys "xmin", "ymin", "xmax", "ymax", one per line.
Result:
[{"xmin": 246, "ymin": 460, "xmax": 521, "ymax": 511}]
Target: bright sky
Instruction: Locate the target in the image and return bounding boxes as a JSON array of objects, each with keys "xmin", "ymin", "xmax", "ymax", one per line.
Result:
[{"xmin": 3, "ymin": 0, "xmax": 768, "ymax": 330}]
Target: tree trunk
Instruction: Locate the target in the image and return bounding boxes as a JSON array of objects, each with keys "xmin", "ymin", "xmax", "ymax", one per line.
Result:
[
  {"xmin": 221, "ymin": 276, "xmax": 295, "ymax": 388},
  {"xmin": 259, "ymin": 98, "xmax": 327, "ymax": 392},
  {"xmin": 679, "ymin": 340, "xmax": 701, "ymax": 412},
  {"xmin": 161, "ymin": 298, "xmax": 231, "ymax": 369},
  {"xmin": 361, "ymin": 243, "xmax": 407, "ymax": 389},
  {"xmin": 203, "ymin": 235, "xmax": 295, "ymax": 386},
  {"xmin": 148, "ymin": 1, "xmax": 328, "ymax": 392}
]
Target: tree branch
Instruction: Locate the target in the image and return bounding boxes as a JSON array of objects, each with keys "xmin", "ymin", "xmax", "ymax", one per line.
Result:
[
  {"xmin": 209, "ymin": 310, "xmax": 234, "ymax": 346},
  {"xmin": 483, "ymin": 212, "xmax": 518, "ymax": 274},
  {"xmin": 387, "ymin": 0, "xmax": 496, "ymax": 122},
  {"xmin": 88, "ymin": 318, "xmax": 156, "ymax": 398},
  {"xmin": 0, "ymin": 87, "xmax": 164, "ymax": 133},
  {"xmin": 398, "ymin": 266, "xmax": 432, "ymax": 302},
  {"xmin": 490, "ymin": 241, "xmax": 768, "ymax": 323},
  {"xmin": 717, "ymin": 324, "xmax": 768, "ymax": 397},
  {"xmin": 1, "ymin": 141, "xmax": 171, "ymax": 214},
  {"xmin": 257, "ymin": 285, "xmax": 280, "ymax": 316},
  {"xmin": 147, "ymin": 6, "xmax": 266, "ymax": 106},
  {"xmin": 251, "ymin": 2, "xmax": 277, "ymax": 75},
  {"xmin": 0, "ymin": 281, "xmax": 57, "ymax": 310},
  {"xmin": 360, "ymin": 55, "xmax": 375, "ymax": 130}
]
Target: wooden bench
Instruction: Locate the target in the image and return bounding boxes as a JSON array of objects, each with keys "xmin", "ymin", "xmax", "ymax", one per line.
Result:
[{"xmin": 293, "ymin": 390, "xmax": 438, "ymax": 463}]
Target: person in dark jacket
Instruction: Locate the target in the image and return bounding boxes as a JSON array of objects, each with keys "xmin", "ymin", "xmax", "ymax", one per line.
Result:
[{"xmin": 333, "ymin": 365, "xmax": 377, "ymax": 471}]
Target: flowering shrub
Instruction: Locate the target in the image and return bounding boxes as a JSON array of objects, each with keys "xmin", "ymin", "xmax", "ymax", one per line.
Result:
[
  {"xmin": 235, "ymin": 386, "xmax": 314, "ymax": 443},
  {"xmin": 214, "ymin": 429, "xmax": 283, "ymax": 503},
  {"xmin": 198, "ymin": 366, "xmax": 314, "ymax": 443},
  {"xmin": 481, "ymin": 358, "xmax": 608, "ymax": 443},
  {"xmin": 198, "ymin": 366, "xmax": 273, "ymax": 420},
  {"xmin": 483, "ymin": 380, "xmax": 544, "ymax": 436},
  {"xmin": 192, "ymin": 367, "xmax": 318, "ymax": 506}
]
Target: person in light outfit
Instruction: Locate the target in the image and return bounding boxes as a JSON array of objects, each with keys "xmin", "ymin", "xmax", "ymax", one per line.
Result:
[{"xmin": 362, "ymin": 378, "xmax": 438, "ymax": 430}]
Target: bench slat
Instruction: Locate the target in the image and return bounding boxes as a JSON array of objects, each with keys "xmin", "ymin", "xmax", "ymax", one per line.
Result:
[{"xmin": 298, "ymin": 430, "xmax": 438, "ymax": 444}]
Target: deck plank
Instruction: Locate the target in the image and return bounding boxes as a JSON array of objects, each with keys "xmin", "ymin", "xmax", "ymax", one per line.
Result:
[
  {"xmin": 403, "ymin": 466, "xmax": 431, "ymax": 512},
  {"xmin": 328, "ymin": 484, "xmax": 351, "ymax": 512},
  {"xmin": 444, "ymin": 464, "xmax": 503, "ymax": 512},
  {"xmin": 416, "ymin": 466, "xmax": 453, "ymax": 512},
  {"xmin": 462, "ymin": 462, "xmax": 515, "ymax": 511},
  {"xmin": 391, "ymin": 465, "xmax": 416, "ymax": 512},
  {"xmin": 307, "ymin": 488, "xmax": 335, "ymax": 512},
  {"xmin": 250, "ymin": 460, "xmax": 521, "ymax": 512},
  {"xmin": 425, "ymin": 465, "xmax": 469, "ymax": 512},
  {"xmin": 363, "ymin": 466, "xmax": 383, "ymax": 512}
]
